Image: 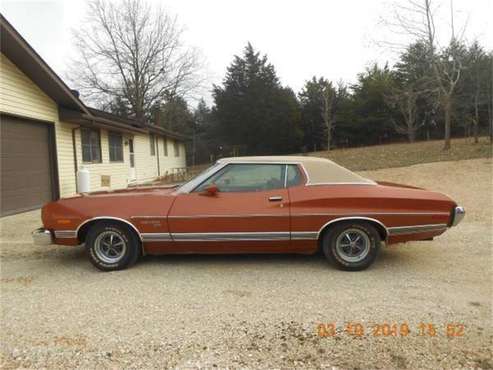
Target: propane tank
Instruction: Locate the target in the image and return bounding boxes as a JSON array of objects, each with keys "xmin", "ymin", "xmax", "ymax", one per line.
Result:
[{"xmin": 77, "ymin": 167, "xmax": 90, "ymax": 193}]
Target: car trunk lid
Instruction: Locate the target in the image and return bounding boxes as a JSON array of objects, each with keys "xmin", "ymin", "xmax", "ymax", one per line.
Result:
[{"xmin": 376, "ymin": 181, "xmax": 425, "ymax": 190}]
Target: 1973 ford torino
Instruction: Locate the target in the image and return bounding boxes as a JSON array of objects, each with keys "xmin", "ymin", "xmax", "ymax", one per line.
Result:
[{"xmin": 33, "ymin": 156, "xmax": 465, "ymax": 271}]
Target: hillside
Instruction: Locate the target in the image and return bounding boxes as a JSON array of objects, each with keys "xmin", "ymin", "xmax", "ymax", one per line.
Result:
[{"xmin": 305, "ymin": 137, "xmax": 492, "ymax": 171}]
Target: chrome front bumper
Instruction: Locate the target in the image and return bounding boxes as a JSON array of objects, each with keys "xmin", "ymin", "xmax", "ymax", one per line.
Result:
[
  {"xmin": 452, "ymin": 206, "xmax": 465, "ymax": 226},
  {"xmin": 32, "ymin": 228, "xmax": 53, "ymax": 245}
]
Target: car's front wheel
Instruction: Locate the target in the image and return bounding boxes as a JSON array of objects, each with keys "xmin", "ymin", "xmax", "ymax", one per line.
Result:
[
  {"xmin": 86, "ymin": 222, "xmax": 140, "ymax": 271},
  {"xmin": 322, "ymin": 222, "xmax": 380, "ymax": 271}
]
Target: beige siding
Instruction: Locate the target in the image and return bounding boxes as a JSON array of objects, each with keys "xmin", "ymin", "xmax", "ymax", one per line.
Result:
[
  {"xmin": 134, "ymin": 133, "xmax": 159, "ymax": 182},
  {"xmin": 157, "ymin": 136, "xmax": 187, "ymax": 177},
  {"xmin": 134, "ymin": 135, "xmax": 187, "ymax": 183},
  {"xmin": 63, "ymin": 129, "xmax": 187, "ymax": 191},
  {"xmin": 69, "ymin": 129, "xmax": 187, "ymax": 192},
  {"xmin": 1, "ymin": 52, "xmax": 188, "ymax": 198},
  {"xmin": 56, "ymin": 121, "xmax": 78, "ymax": 196},
  {"xmin": 74, "ymin": 128, "xmax": 132, "ymax": 191},
  {"xmin": 1, "ymin": 53, "xmax": 58, "ymax": 122}
]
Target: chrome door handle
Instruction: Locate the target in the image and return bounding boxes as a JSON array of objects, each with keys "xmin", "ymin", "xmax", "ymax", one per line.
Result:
[{"xmin": 269, "ymin": 196, "xmax": 283, "ymax": 201}]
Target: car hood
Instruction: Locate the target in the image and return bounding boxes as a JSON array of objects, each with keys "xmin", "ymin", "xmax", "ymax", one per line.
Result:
[
  {"xmin": 42, "ymin": 185, "xmax": 180, "ymax": 230},
  {"xmin": 62, "ymin": 185, "xmax": 179, "ymax": 200}
]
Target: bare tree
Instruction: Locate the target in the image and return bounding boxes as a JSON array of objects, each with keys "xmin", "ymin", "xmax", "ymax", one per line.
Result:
[
  {"xmin": 68, "ymin": 0, "xmax": 203, "ymax": 120},
  {"xmin": 463, "ymin": 42, "xmax": 487, "ymax": 143},
  {"xmin": 386, "ymin": 86, "xmax": 425, "ymax": 142},
  {"xmin": 386, "ymin": 41, "xmax": 438, "ymax": 143},
  {"xmin": 381, "ymin": 0, "xmax": 466, "ymax": 150},
  {"xmin": 488, "ymin": 51, "xmax": 493, "ymax": 144},
  {"xmin": 420, "ymin": 0, "xmax": 465, "ymax": 150},
  {"xmin": 435, "ymin": 39, "xmax": 464, "ymax": 149},
  {"xmin": 320, "ymin": 82, "xmax": 335, "ymax": 151},
  {"xmin": 486, "ymin": 52, "xmax": 493, "ymax": 144},
  {"xmin": 471, "ymin": 74, "xmax": 480, "ymax": 143}
]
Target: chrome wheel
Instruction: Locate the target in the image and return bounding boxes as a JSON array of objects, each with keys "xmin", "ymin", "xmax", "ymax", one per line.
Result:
[
  {"xmin": 335, "ymin": 228, "xmax": 371, "ymax": 263},
  {"xmin": 94, "ymin": 231, "xmax": 127, "ymax": 264}
]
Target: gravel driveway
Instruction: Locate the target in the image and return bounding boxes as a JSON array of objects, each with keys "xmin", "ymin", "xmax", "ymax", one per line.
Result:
[{"xmin": 1, "ymin": 158, "xmax": 492, "ymax": 369}]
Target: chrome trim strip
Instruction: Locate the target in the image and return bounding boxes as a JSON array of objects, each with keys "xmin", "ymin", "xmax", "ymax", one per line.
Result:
[
  {"xmin": 168, "ymin": 214, "xmax": 286, "ymax": 219},
  {"xmin": 139, "ymin": 231, "xmax": 319, "ymax": 242},
  {"xmin": 138, "ymin": 224, "xmax": 447, "ymax": 243},
  {"xmin": 291, "ymin": 231, "xmax": 318, "ymax": 240},
  {"xmin": 166, "ymin": 211, "xmax": 449, "ymax": 219},
  {"xmin": 172, "ymin": 231, "xmax": 291, "ymax": 242},
  {"xmin": 293, "ymin": 212, "xmax": 450, "ymax": 217},
  {"xmin": 54, "ymin": 230, "xmax": 77, "ymax": 238},
  {"xmin": 75, "ymin": 217, "xmax": 143, "ymax": 242},
  {"xmin": 130, "ymin": 216, "xmax": 168, "ymax": 219},
  {"xmin": 387, "ymin": 224, "xmax": 448, "ymax": 236},
  {"xmin": 283, "ymin": 164, "xmax": 289, "ymax": 188},
  {"xmin": 452, "ymin": 206, "xmax": 465, "ymax": 226},
  {"xmin": 142, "ymin": 233, "xmax": 173, "ymax": 242},
  {"xmin": 317, "ymin": 217, "xmax": 389, "ymax": 239}
]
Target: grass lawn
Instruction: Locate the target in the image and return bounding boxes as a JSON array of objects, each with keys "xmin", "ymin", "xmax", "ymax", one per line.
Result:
[{"xmin": 306, "ymin": 137, "xmax": 492, "ymax": 172}]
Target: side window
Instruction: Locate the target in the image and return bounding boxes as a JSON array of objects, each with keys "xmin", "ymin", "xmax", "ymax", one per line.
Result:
[
  {"xmin": 286, "ymin": 164, "xmax": 302, "ymax": 187},
  {"xmin": 108, "ymin": 132, "xmax": 123, "ymax": 162},
  {"xmin": 81, "ymin": 128, "xmax": 101, "ymax": 163},
  {"xmin": 195, "ymin": 164, "xmax": 285, "ymax": 193}
]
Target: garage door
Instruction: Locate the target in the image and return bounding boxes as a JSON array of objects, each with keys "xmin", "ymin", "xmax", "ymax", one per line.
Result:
[{"xmin": 1, "ymin": 115, "xmax": 56, "ymax": 216}]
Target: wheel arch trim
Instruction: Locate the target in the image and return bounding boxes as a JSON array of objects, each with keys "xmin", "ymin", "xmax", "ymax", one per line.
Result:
[
  {"xmin": 76, "ymin": 216, "xmax": 143, "ymax": 242},
  {"xmin": 317, "ymin": 216, "xmax": 389, "ymax": 241}
]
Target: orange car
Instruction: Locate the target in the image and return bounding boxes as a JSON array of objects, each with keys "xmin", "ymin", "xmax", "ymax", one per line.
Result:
[{"xmin": 33, "ymin": 156, "xmax": 465, "ymax": 271}]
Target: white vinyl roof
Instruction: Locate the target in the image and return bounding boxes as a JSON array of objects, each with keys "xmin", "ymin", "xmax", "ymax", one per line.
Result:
[{"xmin": 218, "ymin": 156, "xmax": 375, "ymax": 185}]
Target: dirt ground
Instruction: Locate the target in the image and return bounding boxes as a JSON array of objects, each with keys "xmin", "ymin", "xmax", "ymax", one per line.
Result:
[{"xmin": 1, "ymin": 158, "xmax": 492, "ymax": 369}]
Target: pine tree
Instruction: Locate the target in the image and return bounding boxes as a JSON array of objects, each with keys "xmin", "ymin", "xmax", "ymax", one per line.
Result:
[{"xmin": 212, "ymin": 43, "xmax": 302, "ymax": 155}]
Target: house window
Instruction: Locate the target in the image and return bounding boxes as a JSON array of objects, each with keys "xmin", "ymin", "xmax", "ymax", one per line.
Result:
[
  {"xmin": 163, "ymin": 137, "xmax": 168, "ymax": 156},
  {"xmin": 150, "ymin": 134, "xmax": 155, "ymax": 156},
  {"xmin": 108, "ymin": 132, "xmax": 123, "ymax": 162},
  {"xmin": 174, "ymin": 140, "xmax": 180, "ymax": 157},
  {"xmin": 81, "ymin": 128, "xmax": 101, "ymax": 163}
]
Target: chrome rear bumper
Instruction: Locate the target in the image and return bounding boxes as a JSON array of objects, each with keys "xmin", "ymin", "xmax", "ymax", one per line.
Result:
[
  {"xmin": 452, "ymin": 206, "xmax": 465, "ymax": 226},
  {"xmin": 32, "ymin": 228, "xmax": 53, "ymax": 245}
]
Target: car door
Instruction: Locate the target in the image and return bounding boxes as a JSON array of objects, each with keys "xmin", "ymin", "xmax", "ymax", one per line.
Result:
[{"xmin": 168, "ymin": 163, "xmax": 291, "ymax": 253}]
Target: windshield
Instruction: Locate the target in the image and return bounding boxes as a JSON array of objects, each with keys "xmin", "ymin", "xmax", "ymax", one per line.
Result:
[{"xmin": 176, "ymin": 162, "xmax": 224, "ymax": 193}]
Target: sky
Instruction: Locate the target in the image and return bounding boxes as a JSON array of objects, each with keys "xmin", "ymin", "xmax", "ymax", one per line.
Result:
[{"xmin": 1, "ymin": 0, "xmax": 492, "ymax": 106}]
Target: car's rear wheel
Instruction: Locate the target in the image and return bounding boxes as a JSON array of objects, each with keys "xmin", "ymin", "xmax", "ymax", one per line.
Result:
[
  {"xmin": 86, "ymin": 222, "xmax": 140, "ymax": 271},
  {"xmin": 321, "ymin": 222, "xmax": 380, "ymax": 271}
]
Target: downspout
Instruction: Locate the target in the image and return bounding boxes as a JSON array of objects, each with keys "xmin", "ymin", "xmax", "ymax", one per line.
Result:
[{"xmin": 72, "ymin": 126, "xmax": 81, "ymax": 193}]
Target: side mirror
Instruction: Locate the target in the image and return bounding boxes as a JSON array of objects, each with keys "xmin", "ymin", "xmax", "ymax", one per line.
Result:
[{"xmin": 204, "ymin": 184, "xmax": 219, "ymax": 196}]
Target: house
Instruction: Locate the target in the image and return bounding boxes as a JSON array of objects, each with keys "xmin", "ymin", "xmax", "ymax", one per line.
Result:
[{"xmin": 0, "ymin": 15, "xmax": 187, "ymax": 216}]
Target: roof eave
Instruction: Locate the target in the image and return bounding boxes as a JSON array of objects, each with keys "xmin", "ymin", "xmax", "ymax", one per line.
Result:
[
  {"xmin": 1, "ymin": 15, "xmax": 189, "ymax": 141},
  {"xmin": 0, "ymin": 14, "xmax": 90, "ymax": 115},
  {"xmin": 145, "ymin": 124, "xmax": 190, "ymax": 141},
  {"xmin": 59, "ymin": 108, "xmax": 148, "ymax": 134}
]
